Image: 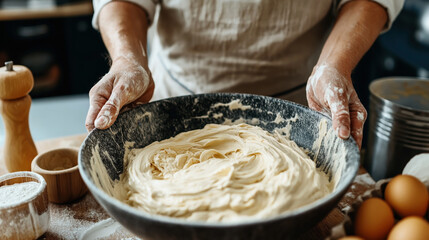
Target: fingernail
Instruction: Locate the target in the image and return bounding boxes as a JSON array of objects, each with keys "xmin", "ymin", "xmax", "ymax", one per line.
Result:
[
  {"xmin": 339, "ymin": 126, "xmax": 350, "ymax": 139},
  {"xmin": 95, "ymin": 115, "xmax": 109, "ymax": 129}
]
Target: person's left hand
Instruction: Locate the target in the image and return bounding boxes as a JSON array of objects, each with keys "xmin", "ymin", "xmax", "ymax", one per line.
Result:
[{"xmin": 306, "ymin": 65, "xmax": 367, "ymax": 149}]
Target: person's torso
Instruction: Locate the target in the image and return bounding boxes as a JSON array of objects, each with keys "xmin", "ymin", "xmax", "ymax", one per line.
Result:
[{"xmin": 150, "ymin": 0, "xmax": 334, "ymax": 101}]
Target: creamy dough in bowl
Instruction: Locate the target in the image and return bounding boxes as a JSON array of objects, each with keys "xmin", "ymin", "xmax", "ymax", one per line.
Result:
[{"xmin": 121, "ymin": 123, "xmax": 334, "ymax": 222}]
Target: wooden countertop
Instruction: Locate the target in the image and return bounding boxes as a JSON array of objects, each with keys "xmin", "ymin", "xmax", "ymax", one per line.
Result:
[
  {"xmin": 0, "ymin": 1, "xmax": 93, "ymax": 21},
  {"xmin": 0, "ymin": 134, "xmax": 375, "ymax": 239}
]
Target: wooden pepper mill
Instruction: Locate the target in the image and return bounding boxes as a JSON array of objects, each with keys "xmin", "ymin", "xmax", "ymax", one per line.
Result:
[{"xmin": 0, "ymin": 61, "xmax": 38, "ymax": 172}]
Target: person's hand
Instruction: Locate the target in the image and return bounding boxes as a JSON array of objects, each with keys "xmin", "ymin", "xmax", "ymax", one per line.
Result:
[
  {"xmin": 306, "ymin": 65, "xmax": 367, "ymax": 149},
  {"xmin": 85, "ymin": 56, "xmax": 154, "ymax": 131}
]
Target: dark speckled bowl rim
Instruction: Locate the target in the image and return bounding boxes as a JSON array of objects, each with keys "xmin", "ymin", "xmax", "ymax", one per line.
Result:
[{"xmin": 78, "ymin": 93, "xmax": 360, "ymax": 228}]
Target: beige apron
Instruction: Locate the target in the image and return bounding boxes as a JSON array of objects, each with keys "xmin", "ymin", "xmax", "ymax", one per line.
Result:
[
  {"xmin": 149, "ymin": 0, "xmax": 333, "ymax": 105},
  {"xmin": 92, "ymin": 0, "xmax": 404, "ymax": 105}
]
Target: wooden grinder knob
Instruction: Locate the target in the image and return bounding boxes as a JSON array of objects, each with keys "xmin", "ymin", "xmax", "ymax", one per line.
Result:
[
  {"xmin": 0, "ymin": 61, "xmax": 38, "ymax": 172},
  {"xmin": 0, "ymin": 62, "xmax": 34, "ymax": 99}
]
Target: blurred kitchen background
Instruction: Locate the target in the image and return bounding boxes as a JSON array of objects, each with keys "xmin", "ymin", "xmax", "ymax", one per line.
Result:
[
  {"xmin": 0, "ymin": 0, "xmax": 107, "ymax": 98},
  {"xmin": 0, "ymin": 0, "xmax": 106, "ymax": 144},
  {"xmin": 0, "ymin": 0, "xmax": 428, "ymax": 148}
]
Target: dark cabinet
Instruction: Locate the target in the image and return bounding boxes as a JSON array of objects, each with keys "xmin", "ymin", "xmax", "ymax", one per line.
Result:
[{"xmin": 0, "ymin": 14, "xmax": 108, "ymax": 98}]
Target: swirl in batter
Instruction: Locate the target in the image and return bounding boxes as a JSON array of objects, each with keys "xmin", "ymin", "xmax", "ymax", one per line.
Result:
[{"xmin": 122, "ymin": 123, "xmax": 334, "ymax": 222}]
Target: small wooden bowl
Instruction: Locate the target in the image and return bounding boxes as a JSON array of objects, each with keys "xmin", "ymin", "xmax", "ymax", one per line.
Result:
[
  {"xmin": 31, "ymin": 147, "xmax": 88, "ymax": 204},
  {"xmin": 0, "ymin": 171, "xmax": 50, "ymax": 240}
]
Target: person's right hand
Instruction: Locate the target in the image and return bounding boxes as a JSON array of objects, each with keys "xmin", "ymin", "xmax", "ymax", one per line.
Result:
[{"xmin": 85, "ymin": 56, "xmax": 154, "ymax": 132}]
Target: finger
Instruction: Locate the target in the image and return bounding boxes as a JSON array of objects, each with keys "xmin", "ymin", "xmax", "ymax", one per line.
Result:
[
  {"xmin": 306, "ymin": 84, "xmax": 330, "ymax": 116},
  {"xmin": 328, "ymin": 97, "xmax": 351, "ymax": 140},
  {"xmin": 94, "ymin": 85, "xmax": 130, "ymax": 129},
  {"xmin": 349, "ymin": 95, "xmax": 367, "ymax": 149},
  {"xmin": 85, "ymin": 87, "xmax": 111, "ymax": 132},
  {"xmin": 94, "ymin": 92, "xmax": 121, "ymax": 129},
  {"xmin": 85, "ymin": 74, "xmax": 115, "ymax": 131},
  {"xmin": 85, "ymin": 105, "xmax": 100, "ymax": 132}
]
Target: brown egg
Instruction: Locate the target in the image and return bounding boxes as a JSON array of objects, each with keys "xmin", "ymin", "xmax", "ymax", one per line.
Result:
[
  {"xmin": 354, "ymin": 197, "xmax": 395, "ymax": 240},
  {"xmin": 338, "ymin": 236, "xmax": 365, "ymax": 240},
  {"xmin": 387, "ymin": 216, "xmax": 429, "ymax": 240},
  {"xmin": 384, "ymin": 174, "xmax": 429, "ymax": 218}
]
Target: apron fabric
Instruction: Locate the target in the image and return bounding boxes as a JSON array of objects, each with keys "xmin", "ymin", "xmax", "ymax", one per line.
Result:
[
  {"xmin": 149, "ymin": 0, "xmax": 333, "ymax": 105},
  {"xmin": 92, "ymin": 0, "xmax": 404, "ymax": 105}
]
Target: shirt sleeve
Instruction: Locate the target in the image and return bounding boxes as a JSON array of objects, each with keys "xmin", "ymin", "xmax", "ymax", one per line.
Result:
[
  {"xmin": 336, "ymin": 0, "xmax": 405, "ymax": 32},
  {"xmin": 92, "ymin": 0, "xmax": 157, "ymax": 30}
]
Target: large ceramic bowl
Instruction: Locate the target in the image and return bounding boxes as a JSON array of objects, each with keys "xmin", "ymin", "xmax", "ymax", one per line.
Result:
[{"xmin": 79, "ymin": 93, "xmax": 360, "ymax": 240}]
